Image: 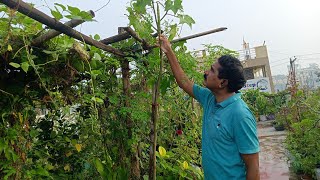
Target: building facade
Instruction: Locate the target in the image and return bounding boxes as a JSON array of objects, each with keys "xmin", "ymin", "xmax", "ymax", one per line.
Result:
[
  {"xmin": 296, "ymin": 63, "xmax": 320, "ymax": 90},
  {"xmin": 238, "ymin": 41, "xmax": 275, "ymax": 93}
]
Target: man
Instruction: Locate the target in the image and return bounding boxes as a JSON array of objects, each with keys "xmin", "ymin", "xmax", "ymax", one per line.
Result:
[{"xmin": 159, "ymin": 35, "xmax": 260, "ymax": 180}]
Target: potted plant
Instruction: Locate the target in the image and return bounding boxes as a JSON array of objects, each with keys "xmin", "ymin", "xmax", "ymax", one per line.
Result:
[
  {"xmin": 273, "ymin": 120, "xmax": 285, "ymax": 131},
  {"xmin": 273, "ymin": 113, "xmax": 286, "ymax": 131},
  {"xmin": 256, "ymin": 94, "xmax": 268, "ymax": 121}
]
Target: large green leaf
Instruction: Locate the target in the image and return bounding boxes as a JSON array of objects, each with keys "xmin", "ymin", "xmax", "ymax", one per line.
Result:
[
  {"xmin": 21, "ymin": 62, "xmax": 29, "ymax": 73},
  {"xmin": 78, "ymin": 11, "xmax": 94, "ymax": 21},
  {"xmin": 9, "ymin": 62, "xmax": 20, "ymax": 68},
  {"xmin": 168, "ymin": 24, "xmax": 178, "ymax": 40},
  {"xmin": 51, "ymin": 10, "xmax": 63, "ymax": 20},
  {"xmin": 178, "ymin": 14, "xmax": 195, "ymax": 28},
  {"xmin": 92, "ymin": 53, "xmax": 101, "ymax": 61},
  {"xmin": 54, "ymin": 3, "xmax": 66, "ymax": 11},
  {"xmin": 67, "ymin": 5, "xmax": 81, "ymax": 15},
  {"xmin": 133, "ymin": 0, "xmax": 152, "ymax": 14},
  {"xmin": 94, "ymin": 158, "xmax": 108, "ymax": 177},
  {"xmin": 165, "ymin": 0, "xmax": 182, "ymax": 14}
]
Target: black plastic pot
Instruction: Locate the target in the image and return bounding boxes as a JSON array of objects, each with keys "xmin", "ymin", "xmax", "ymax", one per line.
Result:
[{"xmin": 274, "ymin": 124, "xmax": 285, "ymax": 131}]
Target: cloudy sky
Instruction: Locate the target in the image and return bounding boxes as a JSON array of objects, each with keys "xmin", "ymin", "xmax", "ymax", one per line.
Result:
[{"xmin": 25, "ymin": 0, "xmax": 320, "ymax": 75}]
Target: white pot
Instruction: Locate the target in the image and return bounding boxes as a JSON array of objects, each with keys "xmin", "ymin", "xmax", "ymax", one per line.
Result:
[{"xmin": 259, "ymin": 115, "xmax": 267, "ymax": 121}]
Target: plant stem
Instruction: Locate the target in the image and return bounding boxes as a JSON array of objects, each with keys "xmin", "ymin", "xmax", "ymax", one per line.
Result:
[
  {"xmin": 148, "ymin": 1, "xmax": 164, "ymax": 180},
  {"xmin": 0, "ymin": 89, "xmax": 14, "ymax": 97}
]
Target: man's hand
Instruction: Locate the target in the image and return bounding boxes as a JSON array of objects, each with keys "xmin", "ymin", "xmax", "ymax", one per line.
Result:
[{"xmin": 159, "ymin": 35, "xmax": 172, "ymax": 54}]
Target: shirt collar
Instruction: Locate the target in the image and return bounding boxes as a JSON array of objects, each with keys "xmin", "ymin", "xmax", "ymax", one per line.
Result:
[{"xmin": 216, "ymin": 93, "xmax": 241, "ymax": 108}]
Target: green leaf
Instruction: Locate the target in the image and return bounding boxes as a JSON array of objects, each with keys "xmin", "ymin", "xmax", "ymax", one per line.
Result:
[
  {"xmin": 67, "ymin": 5, "xmax": 81, "ymax": 15},
  {"xmin": 90, "ymin": 70, "xmax": 102, "ymax": 79},
  {"xmin": 34, "ymin": 167, "xmax": 50, "ymax": 176},
  {"xmin": 3, "ymin": 168, "xmax": 16, "ymax": 180},
  {"xmin": 94, "ymin": 34, "xmax": 100, "ymax": 40},
  {"xmin": 9, "ymin": 62, "xmax": 20, "ymax": 68},
  {"xmin": 65, "ymin": 15, "xmax": 82, "ymax": 20},
  {"xmin": 95, "ymin": 97, "xmax": 104, "ymax": 103},
  {"xmin": 4, "ymin": 147, "xmax": 11, "ymax": 160},
  {"xmin": 30, "ymin": 129, "xmax": 39, "ymax": 138},
  {"xmin": 91, "ymin": 96, "xmax": 103, "ymax": 103},
  {"xmin": 94, "ymin": 158, "xmax": 107, "ymax": 177},
  {"xmin": 178, "ymin": 14, "xmax": 195, "ymax": 28},
  {"xmin": 173, "ymin": 0, "xmax": 183, "ymax": 13},
  {"xmin": 133, "ymin": 0, "xmax": 152, "ymax": 14},
  {"xmin": 165, "ymin": 0, "xmax": 182, "ymax": 14},
  {"xmin": 158, "ymin": 146, "xmax": 167, "ymax": 157},
  {"xmin": 165, "ymin": 0, "xmax": 173, "ymax": 12},
  {"xmin": 21, "ymin": 62, "xmax": 29, "ymax": 73},
  {"xmin": 54, "ymin": 3, "xmax": 66, "ymax": 11},
  {"xmin": 65, "ymin": 137, "xmax": 71, "ymax": 142},
  {"xmin": 92, "ymin": 53, "xmax": 101, "ymax": 61},
  {"xmin": 78, "ymin": 11, "xmax": 93, "ymax": 21},
  {"xmin": 90, "ymin": 60, "xmax": 97, "ymax": 69},
  {"xmin": 109, "ymin": 96, "xmax": 119, "ymax": 105},
  {"xmin": 51, "ymin": 10, "xmax": 63, "ymax": 20},
  {"xmin": 12, "ymin": 151, "xmax": 18, "ymax": 162},
  {"xmin": 0, "ymin": 139, "xmax": 6, "ymax": 153},
  {"xmin": 7, "ymin": 44, "xmax": 12, "ymax": 51},
  {"xmin": 168, "ymin": 24, "xmax": 177, "ymax": 40}
]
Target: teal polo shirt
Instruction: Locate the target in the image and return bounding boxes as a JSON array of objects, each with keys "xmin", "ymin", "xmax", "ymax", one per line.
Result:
[{"xmin": 193, "ymin": 84, "xmax": 259, "ymax": 180}]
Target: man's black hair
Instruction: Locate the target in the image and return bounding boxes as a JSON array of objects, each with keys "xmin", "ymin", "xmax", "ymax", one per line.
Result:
[{"xmin": 217, "ymin": 55, "xmax": 246, "ymax": 93}]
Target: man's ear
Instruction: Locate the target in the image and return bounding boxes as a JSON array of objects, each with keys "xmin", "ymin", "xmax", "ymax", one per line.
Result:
[{"xmin": 221, "ymin": 79, "xmax": 228, "ymax": 88}]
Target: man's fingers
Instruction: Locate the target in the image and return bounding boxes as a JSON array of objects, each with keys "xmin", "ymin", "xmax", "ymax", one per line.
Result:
[{"xmin": 159, "ymin": 34, "xmax": 167, "ymax": 40}]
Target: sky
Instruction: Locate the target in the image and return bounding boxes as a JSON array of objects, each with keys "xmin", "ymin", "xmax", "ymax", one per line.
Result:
[{"xmin": 24, "ymin": 0, "xmax": 320, "ymax": 75}]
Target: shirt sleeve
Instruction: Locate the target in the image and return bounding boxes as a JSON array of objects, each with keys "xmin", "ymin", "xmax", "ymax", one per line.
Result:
[
  {"xmin": 233, "ymin": 116, "xmax": 260, "ymax": 154},
  {"xmin": 192, "ymin": 84, "xmax": 212, "ymax": 107}
]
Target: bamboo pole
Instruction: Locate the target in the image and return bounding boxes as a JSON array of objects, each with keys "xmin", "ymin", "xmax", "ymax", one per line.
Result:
[
  {"xmin": 100, "ymin": 28, "xmax": 160, "ymax": 45},
  {"xmin": 130, "ymin": 27, "xmax": 227, "ymax": 55},
  {"xmin": 100, "ymin": 31, "xmax": 131, "ymax": 45},
  {"xmin": 0, "ymin": 0, "xmax": 124, "ymax": 56},
  {"xmin": 31, "ymin": 11, "xmax": 95, "ymax": 46},
  {"xmin": 171, "ymin": 27, "xmax": 227, "ymax": 43}
]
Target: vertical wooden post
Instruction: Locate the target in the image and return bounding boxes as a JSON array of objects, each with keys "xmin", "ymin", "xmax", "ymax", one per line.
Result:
[{"xmin": 119, "ymin": 27, "xmax": 140, "ymax": 179}]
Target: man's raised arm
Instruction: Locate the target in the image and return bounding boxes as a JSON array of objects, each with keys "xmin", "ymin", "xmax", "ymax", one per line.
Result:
[{"xmin": 159, "ymin": 35, "xmax": 195, "ymax": 98}]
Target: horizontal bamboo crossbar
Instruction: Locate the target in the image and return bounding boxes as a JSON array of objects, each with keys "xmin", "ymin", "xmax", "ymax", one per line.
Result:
[{"xmin": 31, "ymin": 10, "xmax": 95, "ymax": 46}]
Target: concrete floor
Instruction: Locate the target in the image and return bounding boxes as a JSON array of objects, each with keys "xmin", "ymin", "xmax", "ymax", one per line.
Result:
[{"xmin": 257, "ymin": 121, "xmax": 300, "ymax": 180}]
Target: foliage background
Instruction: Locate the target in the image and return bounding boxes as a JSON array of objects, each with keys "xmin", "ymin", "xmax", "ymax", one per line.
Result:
[{"xmin": 0, "ymin": 1, "xmax": 209, "ymax": 179}]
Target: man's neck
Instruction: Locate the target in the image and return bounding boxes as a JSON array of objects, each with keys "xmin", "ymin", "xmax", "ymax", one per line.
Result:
[{"xmin": 213, "ymin": 90, "xmax": 235, "ymax": 103}]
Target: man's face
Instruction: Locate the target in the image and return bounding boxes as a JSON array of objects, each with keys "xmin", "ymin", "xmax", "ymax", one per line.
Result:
[{"xmin": 203, "ymin": 61, "xmax": 224, "ymax": 91}]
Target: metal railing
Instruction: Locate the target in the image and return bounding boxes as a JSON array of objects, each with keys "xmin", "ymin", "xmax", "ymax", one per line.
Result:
[{"xmin": 238, "ymin": 48, "xmax": 256, "ymax": 61}]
